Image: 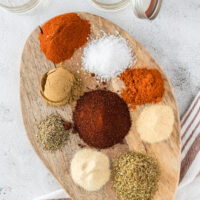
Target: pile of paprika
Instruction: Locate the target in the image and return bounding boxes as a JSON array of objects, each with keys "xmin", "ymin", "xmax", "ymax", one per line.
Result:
[
  {"xmin": 39, "ymin": 13, "xmax": 91, "ymax": 63},
  {"xmin": 73, "ymin": 90, "xmax": 131, "ymax": 149},
  {"xmin": 120, "ymin": 68, "xmax": 165, "ymax": 109}
]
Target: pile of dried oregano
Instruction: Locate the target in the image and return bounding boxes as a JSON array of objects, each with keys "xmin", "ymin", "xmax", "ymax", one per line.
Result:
[{"xmin": 112, "ymin": 152, "xmax": 160, "ymax": 200}]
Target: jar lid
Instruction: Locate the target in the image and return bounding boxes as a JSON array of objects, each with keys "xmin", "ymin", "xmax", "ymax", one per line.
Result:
[{"xmin": 132, "ymin": 0, "xmax": 162, "ymax": 19}]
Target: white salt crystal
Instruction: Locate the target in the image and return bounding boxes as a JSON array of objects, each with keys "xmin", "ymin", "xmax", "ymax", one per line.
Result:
[{"xmin": 82, "ymin": 35, "xmax": 134, "ymax": 80}]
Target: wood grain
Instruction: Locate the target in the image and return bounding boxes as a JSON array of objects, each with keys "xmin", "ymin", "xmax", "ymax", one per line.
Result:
[{"xmin": 20, "ymin": 12, "xmax": 181, "ymax": 200}]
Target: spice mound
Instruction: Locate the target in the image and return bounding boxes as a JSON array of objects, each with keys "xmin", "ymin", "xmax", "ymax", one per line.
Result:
[
  {"xmin": 112, "ymin": 152, "xmax": 160, "ymax": 200},
  {"xmin": 136, "ymin": 104, "xmax": 174, "ymax": 143},
  {"xmin": 39, "ymin": 13, "xmax": 91, "ymax": 63},
  {"xmin": 37, "ymin": 115, "xmax": 71, "ymax": 151},
  {"xmin": 82, "ymin": 35, "xmax": 133, "ymax": 80},
  {"xmin": 73, "ymin": 90, "xmax": 131, "ymax": 149},
  {"xmin": 120, "ymin": 68, "xmax": 165, "ymax": 109},
  {"xmin": 70, "ymin": 149, "xmax": 110, "ymax": 191},
  {"xmin": 40, "ymin": 67, "xmax": 83, "ymax": 106}
]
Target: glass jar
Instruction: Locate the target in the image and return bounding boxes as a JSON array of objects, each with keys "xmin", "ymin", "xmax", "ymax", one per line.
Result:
[
  {"xmin": 89, "ymin": 0, "xmax": 162, "ymax": 19},
  {"xmin": 89, "ymin": 0, "xmax": 130, "ymax": 11},
  {"xmin": 132, "ymin": 0, "xmax": 162, "ymax": 19},
  {"xmin": 0, "ymin": 0, "xmax": 40, "ymax": 13}
]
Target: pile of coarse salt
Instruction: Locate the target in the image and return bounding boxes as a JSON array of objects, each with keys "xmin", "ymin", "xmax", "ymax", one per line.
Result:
[{"xmin": 82, "ymin": 35, "xmax": 134, "ymax": 80}]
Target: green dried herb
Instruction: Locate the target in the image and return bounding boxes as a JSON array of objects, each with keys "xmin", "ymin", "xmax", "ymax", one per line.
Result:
[
  {"xmin": 37, "ymin": 114, "xmax": 70, "ymax": 151},
  {"xmin": 112, "ymin": 152, "xmax": 160, "ymax": 200}
]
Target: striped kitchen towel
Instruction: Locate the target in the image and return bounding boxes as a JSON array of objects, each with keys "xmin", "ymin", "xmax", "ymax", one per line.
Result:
[
  {"xmin": 34, "ymin": 91, "xmax": 200, "ymax": 200},
  {"xmin": 175, "ymin": 91, "xmax": 200, "ymax": 200}
]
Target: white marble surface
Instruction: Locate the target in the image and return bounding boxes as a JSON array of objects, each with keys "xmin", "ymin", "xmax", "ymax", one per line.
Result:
[{"xmin": 0, "ymin": 0, "xmax": 200, "ymax": 199}]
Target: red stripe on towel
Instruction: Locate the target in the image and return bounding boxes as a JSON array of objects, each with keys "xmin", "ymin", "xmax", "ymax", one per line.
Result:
[
  {"xmin": 181, "ymin": 96, "xmax": 200, "ymax": 128},
  {"xmin": 181, "ymin": 120, "xmax": 200, "ymax": 152},
  {"xmin": 181, "ymin": 106, "xmax": 200, "ymax": 140},
  {"xmin": 180, "ymin": 133, "xmax": 200, "ymax": 182}
]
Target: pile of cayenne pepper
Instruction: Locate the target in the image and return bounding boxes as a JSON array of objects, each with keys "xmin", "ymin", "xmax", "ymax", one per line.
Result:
[{"xmin": 73, "ymin": 90, "xmax": 131, "ymax": 149}]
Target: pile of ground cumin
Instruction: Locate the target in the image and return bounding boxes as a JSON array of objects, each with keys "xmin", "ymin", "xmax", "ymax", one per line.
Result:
[{"xmin": 40, "ymin": 67, "xmax": 83, "ymax": 106}]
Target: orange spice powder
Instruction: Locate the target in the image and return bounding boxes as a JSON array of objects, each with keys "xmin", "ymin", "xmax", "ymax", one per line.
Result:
[
  {"xmin": 39, "ymin": 13, "xmax": 91, "ymax": 63},
  {"xmin": 120, "ymin": 68, "xmax": 165, "ymax": 109}
]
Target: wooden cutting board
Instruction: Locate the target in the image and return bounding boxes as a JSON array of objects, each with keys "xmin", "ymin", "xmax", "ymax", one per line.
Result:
[{"xmin": 20, "ymin": 12, "xmax": 181, "ymax": 200}]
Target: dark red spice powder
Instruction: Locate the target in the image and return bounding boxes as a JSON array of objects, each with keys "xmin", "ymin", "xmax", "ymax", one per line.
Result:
[
  {"xmin": 73, "ymin": 90, "xmax": 131, "ymax": 149},
  {"xmin": 72, "ymin": 128, "xmax": 77, "ymax": 134},
  {"xmin": 78, "ymin": 144, "xmax": 86, "ymax": 148},
  {"xmin": 64, "ymin": 122, "xmax": 72, "ymax": 130},
  {"xmin": 91, "ymin": 73, "xmax": 95, "ymax": 77}
]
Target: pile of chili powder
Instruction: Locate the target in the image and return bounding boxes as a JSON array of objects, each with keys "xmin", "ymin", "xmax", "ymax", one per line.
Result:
[{"xmin": 73, "ymin": 90, "xmax": 131, "ymax": 149}]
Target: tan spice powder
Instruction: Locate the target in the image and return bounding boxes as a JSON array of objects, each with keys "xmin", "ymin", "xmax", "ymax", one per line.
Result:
[
  {"xmin": 136, "ymin": 104, "xmax": 175, "ymax": 143},
  {"xmin": 40, "ymin": 67, "xmax": 83, "ymax": 106}
]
